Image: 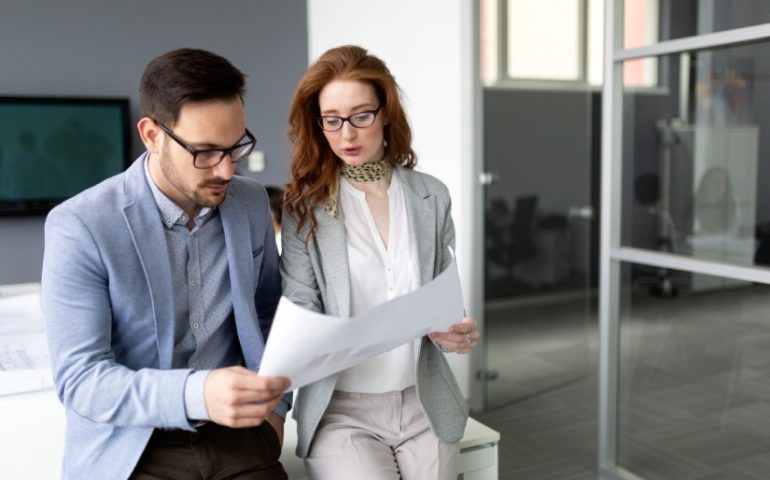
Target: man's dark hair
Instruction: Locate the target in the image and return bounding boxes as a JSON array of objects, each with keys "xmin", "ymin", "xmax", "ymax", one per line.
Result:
[{"xmin": 139, "ymin": 48, "xmax": 247, "ymax": 126}]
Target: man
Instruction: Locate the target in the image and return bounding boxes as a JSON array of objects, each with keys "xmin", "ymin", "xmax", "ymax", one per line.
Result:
[{"xmin": 41, "ymin": 48, "xmax": 291, "ymax": 480}]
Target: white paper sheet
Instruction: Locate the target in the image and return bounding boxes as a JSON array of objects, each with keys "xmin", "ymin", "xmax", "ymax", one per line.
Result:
[
  {"xmin": 0, "ymin": 291, "xmax": 53, "ymax": 395},
  {"xmin": 0, "ymin": 292, "xmax": 44, "ymax": 336},
  {"xmin": 259, "ymin": 258, "xmax": 465, "ymax": 390}
]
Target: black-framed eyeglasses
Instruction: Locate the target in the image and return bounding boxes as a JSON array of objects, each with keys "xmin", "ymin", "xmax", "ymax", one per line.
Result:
[
  {"xmin": 156, "ymin": 121, "xmax": 256, "ymax": 169},
  {"xmin": 316, "ymin": 106, "xmax": 382, "ymax": 132}
]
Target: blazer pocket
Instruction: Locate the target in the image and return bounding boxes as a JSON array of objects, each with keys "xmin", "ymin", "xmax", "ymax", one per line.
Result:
[{"xmin": 252, "ymin": 245, "xmax": 264, "ymax": 258}]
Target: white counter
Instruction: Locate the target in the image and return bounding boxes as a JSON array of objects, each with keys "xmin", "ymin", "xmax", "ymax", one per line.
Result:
[{"xmin": 0, "ymin": 283, "xmax": 499, "ymax": 479}]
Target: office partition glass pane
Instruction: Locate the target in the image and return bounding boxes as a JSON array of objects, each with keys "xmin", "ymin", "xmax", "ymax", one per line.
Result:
[
  {"xmin": 620, "ymin": 42, "xmax": 770, "ymax": 292},
  {"xmin": 624, "ymin": 0, "xmax": 770, "ymax": 49},
  {"xmin": 623, "ymin": 0, "xmax": 659, "ymax": 87},
  {"xmin": 482, "ymin": 86, "xmax": 596, "ymax": 409},
  {"xmin": 617, "ymin": 261, "xmax": 770, "ymax": 479}
]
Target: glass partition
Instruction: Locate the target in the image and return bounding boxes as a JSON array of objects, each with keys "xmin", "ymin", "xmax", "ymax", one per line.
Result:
[
  {"xmin": 618, "ymin": 261, "xmax": 770, "ymax": 478},
  {"xmin": 624, "ymin": 0, "xmax": 770, "ymax": 49},
  {"xmin": 603, "ymin": 2, "xmax": 770, "ymax": 479},
  {"xmin": 483, "ymin": 86, "xmax": 596, "ymax": 409},
  {"xmin": 621, "ymin": 41, "xmax": 770, "ymax": 295}
]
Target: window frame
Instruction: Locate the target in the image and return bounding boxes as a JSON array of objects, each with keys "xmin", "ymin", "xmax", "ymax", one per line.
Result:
[{"xmin": 484, "ymin": 0, "xmax": 664, "ymax": 90}]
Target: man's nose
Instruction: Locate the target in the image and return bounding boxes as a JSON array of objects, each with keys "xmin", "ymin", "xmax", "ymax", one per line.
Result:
[{"xmin": 212, "ymin": 154, "xmax": 236, "ymax": 180}]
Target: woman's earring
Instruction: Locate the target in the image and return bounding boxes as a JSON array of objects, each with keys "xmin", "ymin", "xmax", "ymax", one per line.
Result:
[{"xmin": 383, "ymin": 139, "xmax": 388, "ymax": 148}]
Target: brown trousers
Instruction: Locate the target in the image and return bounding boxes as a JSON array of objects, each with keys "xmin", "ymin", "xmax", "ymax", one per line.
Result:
[{"xmin": 130, "ymin": 422, "xmax": 288, "ymax": 480}]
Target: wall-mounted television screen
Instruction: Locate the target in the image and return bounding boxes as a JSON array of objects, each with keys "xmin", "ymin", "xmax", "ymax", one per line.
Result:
[{"xmin": 0, "ymin": 96, "xmax": 131, "ymax": 216}]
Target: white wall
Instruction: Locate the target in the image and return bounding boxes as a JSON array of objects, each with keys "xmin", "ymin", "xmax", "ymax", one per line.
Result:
[{"xmin": 307, "ymin": 0, "xmax": 484, "ymax": 408}]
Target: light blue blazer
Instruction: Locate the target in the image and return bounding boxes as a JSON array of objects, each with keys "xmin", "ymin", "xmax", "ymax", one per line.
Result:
[
  {"xmin": 280, "ymin": 167, "xmax": 469, "ymax": 458},
  {"xmin": 41, "ymin": 154, "xmax": 286, "ymax": 479}
]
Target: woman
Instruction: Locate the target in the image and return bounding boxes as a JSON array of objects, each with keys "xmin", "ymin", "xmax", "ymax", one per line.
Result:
[{"xmin": 281, "ymin": 45, "xmax": 480, "ymax": 480}]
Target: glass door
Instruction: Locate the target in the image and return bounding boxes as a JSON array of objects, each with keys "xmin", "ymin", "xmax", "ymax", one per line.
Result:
[{"xmin": 481, "ymin": 87, "xmax": 597, "ymax": 409}]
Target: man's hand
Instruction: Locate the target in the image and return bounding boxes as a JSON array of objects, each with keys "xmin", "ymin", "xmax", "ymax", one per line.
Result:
[
  {"xmin": 428, "ymin": 317, "xmax": 480, "ymax": 354},
  {"xmin": 203, "ymin": 366, "xmax": 289, "ymax": 428},
  {"xmin": 265, "ymin": 411, "xmax": 285, "ymax": 446}
]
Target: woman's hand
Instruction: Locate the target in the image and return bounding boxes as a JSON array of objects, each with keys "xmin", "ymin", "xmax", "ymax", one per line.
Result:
[{"xmin": 428, "ymin": 317, "xmax": 480, "ymax": 354}]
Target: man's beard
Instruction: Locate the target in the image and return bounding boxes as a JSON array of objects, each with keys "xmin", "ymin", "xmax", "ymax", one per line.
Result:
[
  {"xmin": 193, "ymin": 177, "xmax": 231, "ymax": 208},
  {"xmin": 160, "ymin": 142, "xmax": 229, "ymax": 209}
]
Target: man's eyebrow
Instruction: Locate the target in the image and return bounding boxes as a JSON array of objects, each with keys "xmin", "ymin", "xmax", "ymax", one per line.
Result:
[{"xmin": 189, "ymin": 132, "xmax": 247, "ymax": 150}]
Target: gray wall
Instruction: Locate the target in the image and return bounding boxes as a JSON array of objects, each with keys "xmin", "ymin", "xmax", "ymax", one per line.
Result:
[{"xmin": 0, "ymin": 0, "xmax": 308, "ymax": 284}]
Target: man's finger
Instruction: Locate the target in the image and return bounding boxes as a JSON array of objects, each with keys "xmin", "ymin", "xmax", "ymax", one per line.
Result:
[
  {"xmin": 231, "ymin": 373, "xmax": 290, "ymax": 393},
  {"xmin": 234, "ymin": 390, "xmax": 286, "ymax": 404},
  {"xmin": 212, "ymin": 397, "xmax": 283, "ymax": 428}
]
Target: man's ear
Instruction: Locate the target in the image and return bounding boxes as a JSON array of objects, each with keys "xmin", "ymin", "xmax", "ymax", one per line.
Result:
[{"xmin": 137, "ymin": 117, "xmax": 162, "ymax": 154}]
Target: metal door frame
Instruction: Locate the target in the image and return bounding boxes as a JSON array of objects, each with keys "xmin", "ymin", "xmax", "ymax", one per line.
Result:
[{"xmin": 598, "ymin": 3, "xmax": 770, "ymax": 478}]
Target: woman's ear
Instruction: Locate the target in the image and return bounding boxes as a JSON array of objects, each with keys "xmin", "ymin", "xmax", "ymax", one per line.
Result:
[{"xmin": 137, "ymin": 117, "xmax": 162, "ymax": 154}]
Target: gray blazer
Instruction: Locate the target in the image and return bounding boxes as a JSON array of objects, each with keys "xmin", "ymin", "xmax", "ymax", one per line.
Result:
[
  {"xmin": 280, "ymin": 166, "xmax": 469, "ymax": 458},
  {"xmin": 41, "ymin": 155, "xmax": 286, "ymax": 479}
]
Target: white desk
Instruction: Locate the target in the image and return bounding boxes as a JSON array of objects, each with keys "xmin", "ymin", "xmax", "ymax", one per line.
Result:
[
  {"xmin": 0, "ymin": 282, "xmax": 40, "ymax": 298},
  {"xmin": 0, "ymin": 390, "xmax": 499, "ymax": 480},
  {"xmin": 0, "ymin": 388, "xmax": 65, "ymax": 479},
  {"xmin": 455, "ymin": 417, "xmax": 501, "ymax": 479},
  {"xmin": 0, "ymin": 284, "xmax": 499, "ymax": 479}
]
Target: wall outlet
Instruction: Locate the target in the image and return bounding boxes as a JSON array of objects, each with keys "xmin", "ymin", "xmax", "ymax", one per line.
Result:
[{"xmin": 248, "ymin": 150, "xmax": 265, "ymax": 172}]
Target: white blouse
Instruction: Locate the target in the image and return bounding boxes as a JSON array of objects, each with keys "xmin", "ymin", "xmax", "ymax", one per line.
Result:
[{"xmin": 335, "ymin": 169, "xmax": 420, "ymax": 393}]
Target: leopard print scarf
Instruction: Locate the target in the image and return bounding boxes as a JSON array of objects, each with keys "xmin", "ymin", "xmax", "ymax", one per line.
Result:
[{"xmin": 325, "ymin": 160, "xmax": 392, "ymax": 217}]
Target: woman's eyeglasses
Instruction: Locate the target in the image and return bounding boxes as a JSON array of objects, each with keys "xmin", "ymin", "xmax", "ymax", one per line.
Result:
[{"xmin": 316, "ymin": 106, "xmax": 382, "ymax": 132}]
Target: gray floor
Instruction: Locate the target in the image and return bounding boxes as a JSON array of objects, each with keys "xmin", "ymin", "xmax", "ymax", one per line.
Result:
[
  {"xmin": 617, "ymin": 283, "xmax": 770, "ymax": 480},
  {"xmin": 474, "ymin": 372, "xmax": 598, "ymax": 479},
  {"xmin": 475, "ymin": 295, "xmax": 598, "ymax": 479},
  {"xmin": 475, "ymin": 283, "xmax": 770, "ymax": 479}
]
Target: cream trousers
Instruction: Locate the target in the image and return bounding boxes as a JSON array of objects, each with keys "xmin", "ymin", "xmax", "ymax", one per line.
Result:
[{"xmin": 304, "ymin": 387, "xmax": 459, "ymax": 480}]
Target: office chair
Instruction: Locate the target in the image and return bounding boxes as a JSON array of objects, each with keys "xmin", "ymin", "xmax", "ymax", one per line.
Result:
[
  {"xmin": 631, "ymin": 174, "xmax": 688, "ymax": 298},
  {"xmin": 507, "ymin": 195, "xmax": 538, "ymax": 276},
  {"xmin": 485, "ymin": 195, "xmax": 538, "ymax": 278}
]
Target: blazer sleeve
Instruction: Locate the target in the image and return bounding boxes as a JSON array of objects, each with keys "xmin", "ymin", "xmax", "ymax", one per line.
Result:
[
  {"xmin": 279, "ymin": 209, "xmax": 324, "ymax": 314},
  {"xmin": 41, "ymin": 206, "xmax": 192, "ymax": 429},
  {"xmin": 254, "ymin": 190, "xmax": 283, "ymax": 343},
  {"xmin": 251, "ymin": 188, "xmax": 293, "ymax": 418},
  {"xmin": 438, "ymin": 185, "xmax": 457, "ymax": 275}
]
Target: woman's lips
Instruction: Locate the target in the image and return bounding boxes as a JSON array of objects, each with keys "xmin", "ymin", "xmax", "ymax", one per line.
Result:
[{"xmin": 342, "ymin": 147, "xmax": 361, "ymax": 156}]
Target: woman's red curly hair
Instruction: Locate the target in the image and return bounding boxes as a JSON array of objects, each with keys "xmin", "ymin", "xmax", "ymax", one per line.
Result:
[{"xmin": 285, "ymin": 45, "xmax": 416, "ymax": 239}]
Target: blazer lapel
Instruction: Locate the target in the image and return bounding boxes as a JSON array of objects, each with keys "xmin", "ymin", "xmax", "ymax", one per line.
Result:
[
  {"xmin": 219, "ymin": 190, "xmax": 264, "ymax": 368},
  {"xmin": 400, "ymin": 168, "xmax": 436, "ymax": 285},
  {"xmin": 122, "ymin": 157, "xmax": 176, "ymax": 369},
  {"xmin": 314, "ymin": 204, "xmax": 351, "ymax": 318}
]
